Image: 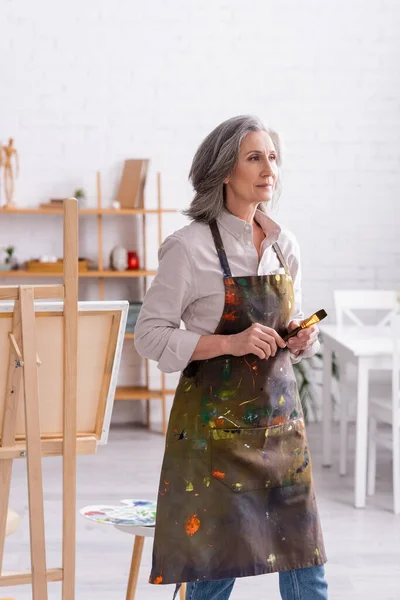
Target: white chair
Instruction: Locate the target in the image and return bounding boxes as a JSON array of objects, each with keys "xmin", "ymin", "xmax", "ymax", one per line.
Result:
[
  {"xmin": 334, "ymin": 290, "xmax": 398, "ymax": 477},
  {"xmin": 367, "ymin": 311, "xmax": 400, "ymax": 513},
  {"xmin": 334, "ymin": 290, "xmax": 397, "ymax": 328}
]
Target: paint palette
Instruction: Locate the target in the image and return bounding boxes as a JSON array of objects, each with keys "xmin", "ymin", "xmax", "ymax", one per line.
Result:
[{"xmin": 80, "ymin": 499, "xmax": 157, "ymax": 527}]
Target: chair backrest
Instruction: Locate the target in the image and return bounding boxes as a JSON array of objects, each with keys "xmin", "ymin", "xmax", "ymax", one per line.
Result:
[
  {"xmin": 392, "ymin": 310, "xmax": 400, "ymax": 423},
  {"xmin": 334, "ymin": 290, "xmax": 398, "ymax": 327}
]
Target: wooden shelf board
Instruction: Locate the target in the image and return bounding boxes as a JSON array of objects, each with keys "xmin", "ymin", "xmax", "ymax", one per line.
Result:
[
  {"xmin": 0, "ymin": 270, "xmax": 156, "ymax": 278},
  {"xmin": 82, "ymin": 270, "xmax": 157, "ymax": 278},
  {"xmin": 0, "ymin": 207, "xmax": 176, "ymax": 215},
  {"xmin": 115, "ymin": 386, "xmax": 175, "ymax": 400}
]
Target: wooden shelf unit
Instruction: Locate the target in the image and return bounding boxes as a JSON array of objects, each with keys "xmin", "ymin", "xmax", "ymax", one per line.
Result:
[
  {"xmin": 0, "ymin": 171, "xmax": 175, "ymax": 434},
  {"xmin": 0, "ymin": 207, "xmax": 176, "ymax": 215},
  {"xmin": 0, "ymin": 269, "xmax": 157, "ymax": 278}
]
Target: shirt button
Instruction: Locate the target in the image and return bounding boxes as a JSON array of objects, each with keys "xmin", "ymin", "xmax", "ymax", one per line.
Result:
[
  {"xmin": 245, "ymin": 224, "xmax": 251, "ymax": 231},
  {"xmin": 246, "ymin": 240, "xmax": 252, "ymax": 246}
]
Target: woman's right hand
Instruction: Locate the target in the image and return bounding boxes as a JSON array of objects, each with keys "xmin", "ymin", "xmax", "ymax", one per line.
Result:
[{"xmin": 225, "ymin": 323, "xmax": 286, "ymax": 359}]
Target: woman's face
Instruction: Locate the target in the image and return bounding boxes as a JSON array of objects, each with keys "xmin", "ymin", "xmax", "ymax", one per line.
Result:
[{"xmin": 225, "ymin": 131, "xmax": 278, "ymax": 205}]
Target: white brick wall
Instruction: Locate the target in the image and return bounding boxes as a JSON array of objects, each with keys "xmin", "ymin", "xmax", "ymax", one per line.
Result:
[{"xmin": 1, "ymin": 0, "xmax": 399, "ymax": 426}]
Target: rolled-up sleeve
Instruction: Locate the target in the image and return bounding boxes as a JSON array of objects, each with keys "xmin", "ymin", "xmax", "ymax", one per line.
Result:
[{"xmin": 134, "ymin": 234, "xmax": 201, "ymax": 373}]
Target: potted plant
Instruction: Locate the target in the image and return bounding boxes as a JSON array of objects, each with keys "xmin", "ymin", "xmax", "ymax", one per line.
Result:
[
  {"xmin": 5, "ymin": 246, "xmax": 15, "ymax": 265},
  {"xmin": 0, "ymin": 246, "xmax": 16, "ymax": 270},
  {"xmin": 74, "ymin": 189, "xmax": 86, "ymax": 203},
  {"xmin": 292, "ymin": 343, "xmax": 339, "ymax": 423}
]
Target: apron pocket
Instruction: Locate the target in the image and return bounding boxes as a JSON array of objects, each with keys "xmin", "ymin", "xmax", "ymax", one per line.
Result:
[{"xmin": 210, "ymin": 419, "xmax": 310, "ymax": 493}]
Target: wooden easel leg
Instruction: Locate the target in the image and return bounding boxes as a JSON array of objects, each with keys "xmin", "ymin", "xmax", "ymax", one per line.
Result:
[
  {"xmin": 180, "ymin": 582, "xmax": 187, "ymax": 599},
  {"xmin": 0, "ymin": 299, "xmax": 23, "ymax": 574},
  {"xmin": 126, "ymin": 536, "xmax": 145, "ymax": 600},
  {"xmin": 62, "ymin": 198, "xmax": 78, "ymax": 600},
  {"xmin": 20, "ymin": 286, "xmax": 48, "ymax": 600}
]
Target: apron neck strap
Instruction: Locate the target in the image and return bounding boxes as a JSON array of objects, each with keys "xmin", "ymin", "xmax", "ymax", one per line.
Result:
[
  {"xmin": 210, "ymin": 221, "xmax": 291, "ymax": 279},
  {"xmin": 209, "ymin": 221, "xmax": 233, "ymax": 278},
  {"xmin": 272, "ymin": 242, "xmax": 291, "ymax": 277}
]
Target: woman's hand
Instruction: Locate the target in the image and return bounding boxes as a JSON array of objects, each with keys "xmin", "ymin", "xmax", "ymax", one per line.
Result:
[
  {"xmin": 225, "ymin": 322, "xmax": 286, "ymax": 360},
  {"xmin": 286, "ymin": 320, "xmax": 319, "ymax": 355}
]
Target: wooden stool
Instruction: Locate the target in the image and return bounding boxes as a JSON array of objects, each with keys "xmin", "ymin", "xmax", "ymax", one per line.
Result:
[{"xmin": 114, "ymin": 525, "xmax": 186, "ymax": 600}]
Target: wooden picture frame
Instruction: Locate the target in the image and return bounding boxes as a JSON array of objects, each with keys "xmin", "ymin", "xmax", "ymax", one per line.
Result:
[{"xmin": 117, "ymin": 159, "xmax": 149, "ymax": 209}]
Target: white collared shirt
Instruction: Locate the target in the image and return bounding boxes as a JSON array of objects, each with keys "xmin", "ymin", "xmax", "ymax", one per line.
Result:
[{"xmin": 134, "ymin": 208, "xmax": 319, "ymax": 373}]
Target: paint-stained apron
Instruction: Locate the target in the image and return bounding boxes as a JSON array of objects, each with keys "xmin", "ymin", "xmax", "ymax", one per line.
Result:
[{"xmin": 150, "ymin": 221, "xmax": 326, "ymax": 587}]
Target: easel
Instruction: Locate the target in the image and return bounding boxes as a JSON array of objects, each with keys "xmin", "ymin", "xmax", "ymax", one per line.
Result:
[{"xmin": 0, "ymin": 198, "xmax": 84, "ymax": 599}]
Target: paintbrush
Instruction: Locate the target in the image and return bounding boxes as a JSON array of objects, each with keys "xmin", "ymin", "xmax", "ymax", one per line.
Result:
[{"xmin": 283, "ymin": 309, "xmax": 327, "ymax": 342}]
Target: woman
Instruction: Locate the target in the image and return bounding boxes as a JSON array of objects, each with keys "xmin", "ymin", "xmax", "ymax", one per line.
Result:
[{"xmin": 134, "ymin": 115, "xmax": 328, "ymax": 600}]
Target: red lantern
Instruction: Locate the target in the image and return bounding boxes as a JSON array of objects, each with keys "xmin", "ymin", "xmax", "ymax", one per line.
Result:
[{"xmin": 127, "ymin": 251, "xmax": 139, "ymax": 270}]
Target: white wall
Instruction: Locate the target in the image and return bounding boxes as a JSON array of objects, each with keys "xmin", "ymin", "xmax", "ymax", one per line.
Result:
[{"xmin": 1, "ymin": 0, "xmax": 399, "ymax": 426}]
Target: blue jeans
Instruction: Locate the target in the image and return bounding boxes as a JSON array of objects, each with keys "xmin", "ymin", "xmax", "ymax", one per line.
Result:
[{"xmin": 175, "ymin": 565, "xmax": 328, "ymax": 600}]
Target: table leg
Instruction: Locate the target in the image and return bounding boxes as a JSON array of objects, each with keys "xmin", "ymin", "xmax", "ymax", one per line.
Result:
[
  {"xmin": 354, "ymin": 359, "xmax": 369, "ymax": 508},
  {"xmin": 339, "ymin": 360, "xmax": 348, "ymax": 476},
  {"xmin": 126, "ymin": 535, "xmax": 145, "ymax": 600},
  {"xmin": 322, "ymin": 342, "xmax": 332, "ymax": 467}
]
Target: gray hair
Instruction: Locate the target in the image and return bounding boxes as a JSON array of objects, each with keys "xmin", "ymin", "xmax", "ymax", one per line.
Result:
[{"xmin": 183, "ymin": 115, "xmax": 283, "ymax": 223}]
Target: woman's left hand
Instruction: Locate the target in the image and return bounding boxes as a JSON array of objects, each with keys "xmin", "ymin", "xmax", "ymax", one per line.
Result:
[{"xmin": 286, "ymin": 320, "xmax": 319, "ymax": 355}]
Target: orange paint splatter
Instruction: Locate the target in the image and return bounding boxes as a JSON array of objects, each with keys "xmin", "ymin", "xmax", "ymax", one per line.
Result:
[
  {"xmin": 225, "ymin": 290, "xmax": 240, "ymax": 305},
  {"xmin": 271, "ymin": 416, "xmax": 286, "ymax": 426},
  {"xmin": 185, "ymin": 514, "xmax": 200, "ymax": 536},
  {"xmin": 154, "ymin": 576, "xmax": 163, "ymax": 584},
  {"xmin": 212, "ymin": 470, "xmax": 225, "ymax": 480},
  {"xmin": 222, "ymin": 311, "xmax": 238, "ymax": 321}
]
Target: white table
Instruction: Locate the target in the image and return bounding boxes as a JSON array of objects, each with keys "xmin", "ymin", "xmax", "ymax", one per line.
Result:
[{"xmin": 319, "ymin": 324, "xmax": 395, "ymax": 508}]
